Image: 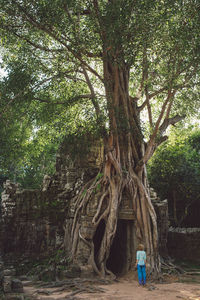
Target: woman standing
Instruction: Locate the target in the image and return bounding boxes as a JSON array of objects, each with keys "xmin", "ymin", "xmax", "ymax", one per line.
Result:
[{"xmin": 136, "ymin": 244, "xmax": 146, "ymax": 286}]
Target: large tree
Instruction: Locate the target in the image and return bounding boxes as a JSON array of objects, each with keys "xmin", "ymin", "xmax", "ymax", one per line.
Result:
[{"xmin": 0, "ymin": 0, "xmax": 199, "ymax": 276}]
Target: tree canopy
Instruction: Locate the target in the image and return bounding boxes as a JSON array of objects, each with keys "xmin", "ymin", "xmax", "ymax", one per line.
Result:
[
  {"xmin": 0, "ymin": 0, "xmax": 199, "ymax": 187},
  {"xmin": 0, "ymin": 0, "xmax": 199, "ymax": 137}
]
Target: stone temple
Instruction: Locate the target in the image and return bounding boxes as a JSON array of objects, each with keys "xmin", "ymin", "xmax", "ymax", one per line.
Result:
[{"xmin": 0, "ymin": 135, "xmax": 168, "ymax": 277}]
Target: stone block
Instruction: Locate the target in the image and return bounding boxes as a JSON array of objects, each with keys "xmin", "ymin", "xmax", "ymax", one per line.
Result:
[
  {"xmin": 11, "ymin": 279, "xmax": 24, "ymax": 293},
  {"xmin": 4, "ymin": 269, "xmax": 16, "ymax": 276},
  {"xmin": 3, "ymin": 276, "xmax": 12, "ymax": 293},
  {"xmin": 168, "ymin": 227, "xmax": 200, "ymax": 261},
  {"xmin": 62, "ymin": 264, "xmax": 81, "ymax": 278},
  {"xmin": 118, "ymin": 209, "xmax": 135, "ymax": 220},
  {"xmin": 80, "ymin": 264, "xmax": 94, "ymax": 278}
]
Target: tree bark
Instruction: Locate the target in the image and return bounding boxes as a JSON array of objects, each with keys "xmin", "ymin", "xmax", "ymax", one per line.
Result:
[{"xmin": 65, "ymin": 57, "xmax": 160, "ymax": 278}]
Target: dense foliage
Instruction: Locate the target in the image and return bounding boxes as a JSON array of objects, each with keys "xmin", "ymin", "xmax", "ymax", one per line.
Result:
[
  {"xmin": 0, "ymin": 1, "xmax": 199, "ymax": 189},
  {"xmin": 0, "ymin": 54, "xmax": 98, "ymax": 188},
  {"xmin": 148, "ymin": 127, "xmax": 200, "ymax": 227}
]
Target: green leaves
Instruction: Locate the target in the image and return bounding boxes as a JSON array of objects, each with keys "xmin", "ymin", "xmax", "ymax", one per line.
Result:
[
  {"xmin": 0, "ymin": 0, "xmax": 199, "ymax": 190},
  {"xmin": 148, "ymin": 128, "xmax": 200, "ymax": 226}
]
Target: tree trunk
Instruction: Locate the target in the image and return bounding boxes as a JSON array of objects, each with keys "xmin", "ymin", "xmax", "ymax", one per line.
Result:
[{"xmin": 64, "ymin": 58, "xmax": 160, "ymax": 278}]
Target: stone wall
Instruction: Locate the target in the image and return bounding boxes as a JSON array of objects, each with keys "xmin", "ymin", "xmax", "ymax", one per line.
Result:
[
  {"xmin": 0, "ymin": 180, "xmax": 65, "ymax": 260},
  {"xmin": 0, "ymin": 137, "xmax": 103, "ymax": 262},
  {"xmin": 0, "ymin": 136, "xmax": 169, "ymax": 272},
  {"xmin": 151, "ymin": 189, "xmax": 168, "ymax": 257},
  {"xmin": 167, "ymin": 227, "xmax": 200, "ymax": 262}
]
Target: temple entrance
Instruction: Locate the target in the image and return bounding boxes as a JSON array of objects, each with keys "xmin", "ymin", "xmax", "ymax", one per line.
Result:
[
  {"xmin": 93, "ymin": 219, "xmax": 106, "ymax": 265},
  {"xmin": 106, "ymin": 219, "xmax": 128, "ymax": 275},
  {"xmin": 93, "ymin": 219, "xmax": 135, "ymax": 275}
]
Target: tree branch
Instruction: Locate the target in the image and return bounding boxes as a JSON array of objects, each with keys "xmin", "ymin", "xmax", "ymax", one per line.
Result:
[
  {"xmin": 32, "ymin": 94, "xmax": 93, "ymax": 105},
  {"xmin": 0, "ymin": 75, "xmax": 55, "ymax": 118},
  {"xmin": 149, "ymin": 87, "xmax": 167, "ymax": 99},
  {"xmin": 0, "ymin": 73, "xmax": 90, "ymax": 118},
  {"xmin": 145, "ymin": 87, "xmax": 153, "ymax": 128},
  {"xmin": 137, "ymin": 90, "xmax": 175, "ymax": 169},
  {"xmin": 93, "ymin": 0, "xmax": 105, "ymax": 41},
  {"xmin": 10, "ymin": 30, "xmax": 64, "ymax": 53},
  {"xmin": 82, "ymin": 67, "xmax": 101, "ymax": 117},
  {"xmin": 15, "ymin": 4, "xmax": 104, "ymax": 82},
  {"xmin": 159, "ymin": 115, "xmax": 186, "ymax": 136}
]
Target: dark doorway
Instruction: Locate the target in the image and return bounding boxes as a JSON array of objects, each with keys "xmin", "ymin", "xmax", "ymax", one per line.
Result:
[
  {"xmin": 93, "ymin": 219, "xmax": 106, "ymax": 266},
  {"xmin": 106, "ymin": 219, "xmax": 127, "ymax": 275},
  {"xmin": 93, "ymin": 219, "xmax": 134, "ymax": 275}
]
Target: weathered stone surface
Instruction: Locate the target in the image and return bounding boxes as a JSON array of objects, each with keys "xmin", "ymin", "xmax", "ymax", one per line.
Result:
[
  {"xmin": 11, "ymin": 279, "xmax": 23, "ymax": 293},
  {"xmin": 167, "ymin": 227, "xmax": 200, "ymax": 261},
  {"xmin": 4, "ymin": 269, "xmax": 16, "ymax": 276},
  {"xmin": 0, "ymin": 257, "xmax": 4, "ymax": 285},
  {"xmin": 151, "ymin": 193, "xmax": 169, "ymax": 257},
  {"xmin": 38, "ymin": 267, "xmax": 56, "ymax": 281},
  {"xmin": 0, "ymin": 137, "xmax": 104, "ymax": 267},
  {"xmin": 0, "ymin": 265, "xmax": 25, "ymax": 296},
  {"xmin": 0, "ymin": 181, "xmax": 65, "ymax": 259},
  {"xmin": 62, "ymin": 264, "xmax": 81, "ymax": 278},
  {"xmin": 3, "ymin": 275, "xmax": 12, "ymax": 293},
  {"xmin": 118, "ymin": 209, "xmax": 135, "ymax": 220},
  {"xmin": 0, "ymin": 136, "xmax": 170, "ymax": 276}
]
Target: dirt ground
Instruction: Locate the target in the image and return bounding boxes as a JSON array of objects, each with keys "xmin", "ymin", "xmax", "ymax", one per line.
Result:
[{"xmin": 22, "ymin": 271, "xmax": 200, "ymax": 300}]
